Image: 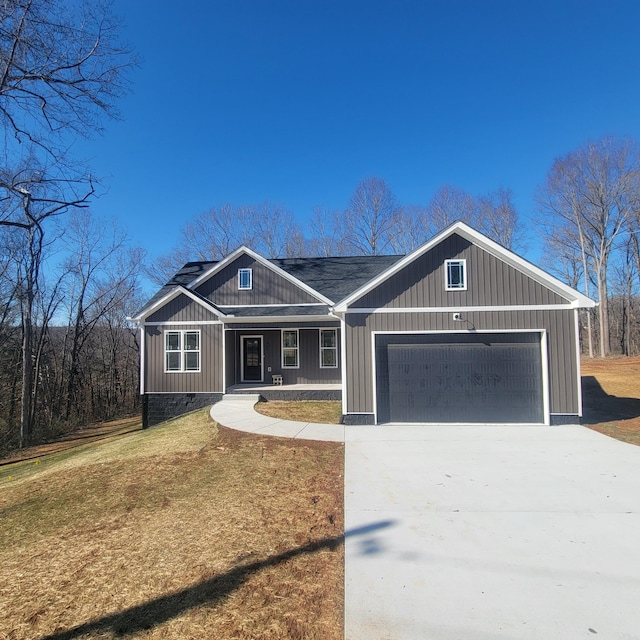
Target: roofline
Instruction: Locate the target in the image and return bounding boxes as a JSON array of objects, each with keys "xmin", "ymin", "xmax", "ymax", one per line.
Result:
[
  {"xmin": 129, "ymin": 286, "xmax": 227, "ymax": 322},
  {"xmin": 222, "ymin": 314, "xmax": 336, "ymax": 324},
  {"xmin": 186, "ymin": 246, "xmax": 334, "ymax": 305},
  {"xmin": 333, "ymin": 221, "xmax": 597, "ymax": 311}
]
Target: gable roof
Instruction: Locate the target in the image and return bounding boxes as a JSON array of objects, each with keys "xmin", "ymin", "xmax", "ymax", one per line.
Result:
[
  {"xmin": 333, "ymin": 221, "xmax": 597, "ymax": 311},
  {"xmin": 187, "ymin": 246, "xmax": 335, "ymax": 305},
  {"xmin": 130, "ymin": 285, "xmax": 225, "ymax": 323}
]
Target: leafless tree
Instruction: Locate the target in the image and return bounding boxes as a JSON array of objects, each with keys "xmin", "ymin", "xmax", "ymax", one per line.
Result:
[
  {"xmin": 537, "ymin": 136, "xmax": 640, "ymax": 357},
  {"xmin": 424, "ymin": 185, "xmax": 477, "ymax": 233},
  {"xmin": 151, "ymin": 203, "xmax": 307, "ymax": 284},
  {"xmin": 476, "ymin": 187, "xmax": 524, "ymax": 251},
  {"xmin": 342, "ymin": 177, "xmax": 402, "ymax": 255}
]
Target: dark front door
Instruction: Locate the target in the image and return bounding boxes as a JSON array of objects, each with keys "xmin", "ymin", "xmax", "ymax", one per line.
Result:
[{"xmin": 242, "ymin": 337, "xmax": 262, "ymax": 382}]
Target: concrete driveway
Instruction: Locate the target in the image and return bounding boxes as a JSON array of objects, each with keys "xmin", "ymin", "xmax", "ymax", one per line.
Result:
[{"xmin": 344, "ymin": 424, "xmax": 640, "ymax": 639}]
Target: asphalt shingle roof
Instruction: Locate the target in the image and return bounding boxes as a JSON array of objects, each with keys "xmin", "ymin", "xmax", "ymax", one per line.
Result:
[{"xmin": 134, "ymin": 254, "xmax": 403, "ymax": 319}]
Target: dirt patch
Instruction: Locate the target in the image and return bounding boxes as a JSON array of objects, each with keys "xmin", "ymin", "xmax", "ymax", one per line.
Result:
[
  {"xmin": 582, "ymin": 356, "xmax": 640, "ymax": 446},
  {"xmin": 0, "ymin": 409, "xmax": 344, "ymax": 639}
]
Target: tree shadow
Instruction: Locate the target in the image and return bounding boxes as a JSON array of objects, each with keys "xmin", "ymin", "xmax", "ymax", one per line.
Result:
[
  {"xmin": 581, "ymin": 376, "xmax": 640, "ymax": 424},
  {"xmin": 39, "ymin": 520, "xmax": 395, "ymax": 640}
]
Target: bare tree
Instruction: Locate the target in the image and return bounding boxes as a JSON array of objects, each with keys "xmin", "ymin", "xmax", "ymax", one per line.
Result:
[
  {"xmin": 151, "ymin": 202, "xmax": 307, "ymax": 284},
  {"xmin": 425, "ymin": 185, "xmax": 477, "ymax": 233},
  {"xmin": 537, "ymin": 136, "xmax": 640, "ymax": 357},
  {"xmin": 476, "ymin": 187, "xmax": 524, "ymax": 251},
  {"xmin": 342, "ymin": 177, "xmax": 402, "ymax": 255}
]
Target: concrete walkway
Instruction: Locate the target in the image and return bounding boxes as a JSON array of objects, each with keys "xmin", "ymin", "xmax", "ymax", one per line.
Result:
[
  {"xmin": 209, "ymin": 394, "xmax": 344, "ymax": 441},
  {"xmin": 210, "ymin": 396, "xmax": 640, "ymax": 639}
]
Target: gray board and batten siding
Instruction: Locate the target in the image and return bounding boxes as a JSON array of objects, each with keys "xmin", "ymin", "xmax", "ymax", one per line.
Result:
[
  {"xmin": 144, "ymin": 322, "xmax": 224, "ymax": 394},
  {"xmin": 344, "ymin": 309, "xmax": 579, "ymax": 421},
  {"xmin": 351, "ymin": 234, "xmax": 570, "ymax": 309},
  {"xmin": 194, "ymin": 254, "xmax": 322, "ymax": 306}
]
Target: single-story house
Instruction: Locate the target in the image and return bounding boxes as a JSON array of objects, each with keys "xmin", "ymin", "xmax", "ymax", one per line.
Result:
[{"xmin": 130, "ymin": 221, "xmax": 596, "ymax": 428}]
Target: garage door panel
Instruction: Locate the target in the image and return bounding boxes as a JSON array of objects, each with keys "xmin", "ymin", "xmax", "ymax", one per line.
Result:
[{"xmin": 376, "ymin": 334, "xmax": 543, "ymax": 423}]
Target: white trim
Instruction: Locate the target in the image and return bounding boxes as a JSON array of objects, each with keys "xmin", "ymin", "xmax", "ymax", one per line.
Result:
[
  {"xmin": 238, "ymin": 267, "xmax": 253, "ymax": 290},
  {"xmin": 139, "ymin": 325, "xmax": 145, "ymax": 396},
  {"xmin": 575, "ymin": 309, "xmax": 583, "ymax": 417},
  {"xmin": 340, "ymin": 316, "xmax": 348, "ymax": 416},
  {"xmin": 370, "ymin": 329, "xmax": 549, "ymax": 426},
  {"xmin": 334, "ymin": 221, "xmax": 596, "ymax": 312},
  {"xmin": 144, "ymin": 320, "xmax": 224, "ymax": 326},
  {"xmin": 343, "ymin": 303, "xmax": 582, "ymax": 314},
  {"xmin": 281, "ymin": 328, "xmax": 300, "ymax": 369},
  {"xmin": 371, "ymin": 330, "xmax": 378, "ymax": 424},
  {"xmin": 540, "ymin": 330, "xmax": 550, "ymax": 425},
  {"xmin": 187, "ymin": 245, "xmax": 333, "ymax": 305},
  {"xmin": 445, "ymin": 258, "xmax": 467, "ymax": 291},
  {"xmin": 217, "ymin": 303, "xmax": 327, "ymax": 309},
  {"xmin": 222, "ymin": 323, "xmax": 226, "ymax": 392},
  {"xmin": 130, "ymin": 286, "xmax": 225, "ymax": 322},
  {"xmin": 164, "ymin": 329, "xmax": 201, "ymax": 373},
  {"xmin": 319, "ymin": 328, "xmax": 338, "ymax": 368},
  {"xmin": 240, "ymin": 335, "xmax": 264, "ymax": 382}
]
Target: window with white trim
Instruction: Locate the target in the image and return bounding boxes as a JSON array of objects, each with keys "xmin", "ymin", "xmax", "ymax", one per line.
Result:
[
  {"xmin": 165, "ymin": 330, "xmax": 200, "ymax": 372},
  {"xmin": 282, "ymin": 329, "xmax": 299, "ymax": 368},
  {"xmin": 320, "ymin": 329, "xmax": 338, "ymax": 368},
  {"xmin": 445, "ymin": 259, "xmax": 467, "ymax": 290},
  {"xmin": 238, "ymin": 268, "xmax": 252, "ymax": 290}
]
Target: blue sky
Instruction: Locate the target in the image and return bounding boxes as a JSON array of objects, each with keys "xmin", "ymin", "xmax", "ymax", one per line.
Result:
[{"xmin": 77, "ymin": 0, "xmax": 640, "ymax": 268}]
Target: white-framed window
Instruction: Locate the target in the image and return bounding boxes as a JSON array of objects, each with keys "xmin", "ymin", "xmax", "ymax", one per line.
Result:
[
  {"xmin": 282, "ymin": 329, "xmax": 299, "ymax": 368},
  {"xmin": 238, "ymin": 268, "xmax": 252, "ymax": 290},
  {"xmin": 320, "ymin": 329, "xmax": 338, "ymax": 368},
  {"xmin": 165, "ymin": 330, "xmax": 200, "ymax": 372},
  {"xmin": 445, "ymin": 259, "xmax": 467, "ymax": 291}
]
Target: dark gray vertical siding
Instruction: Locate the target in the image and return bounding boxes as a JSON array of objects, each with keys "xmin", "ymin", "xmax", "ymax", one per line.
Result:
[
  {"xmin": 147, "ymin": 293, "xmax": 218, "ymax": 323},
  {"xmin": 345, "ymin": 308, "xmax": 577, "ymax": 416},
  {"xmin": 352, "ymin": 235, "xmax": 569, "ymax": 309},
  {"xmin": 145, "ymin": 323, "xmax": 223, "ymax": 393},
  {"xmin": 194, "ymin": 255, "xmax": 320, "ymax": 305}
]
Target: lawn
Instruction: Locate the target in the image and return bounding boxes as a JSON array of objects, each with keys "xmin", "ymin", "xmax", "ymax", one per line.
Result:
[
  {"xmin": 0, "ymin": 409, "xmax": 344, "ymax": 640},
  {"xmin": 255, "ymin": 400, "xmax": 343, "ymax": 424},
  {"xmin": 581, "ymin": 355, "xmax": 640, "ymax": 446}
]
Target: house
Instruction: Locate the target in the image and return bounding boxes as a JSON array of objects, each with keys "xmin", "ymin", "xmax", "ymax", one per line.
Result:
[{"xmin": 130, "ymin": 221, "xmax": 596, "ymax": 428}]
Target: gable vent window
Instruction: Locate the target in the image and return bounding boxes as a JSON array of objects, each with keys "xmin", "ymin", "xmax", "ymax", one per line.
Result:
[
  {"xmin": 165, "ymin": 330, "xmax": 200, "ymax": 373},
  {"xmin": 445, "ymin": 259, "xmax": 467, "ymax": 291},
  {"xmin": 238, "ymin": 268, "xmax": 252, "ymax": 290}
]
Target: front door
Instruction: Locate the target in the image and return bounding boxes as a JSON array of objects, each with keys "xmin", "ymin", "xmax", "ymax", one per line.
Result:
[{"xmin": 242, "ymin": 336, "xmax": 263, "ymax": 382}]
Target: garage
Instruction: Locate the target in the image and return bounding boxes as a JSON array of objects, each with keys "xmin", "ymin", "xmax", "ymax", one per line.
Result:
[{"xmin": 375, "ymin": 333, "xmax": 544, "ymax": 424}]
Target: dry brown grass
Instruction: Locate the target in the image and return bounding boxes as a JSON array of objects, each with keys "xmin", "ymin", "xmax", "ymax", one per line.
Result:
[
  {"xmin": 254, "ymin": 401, "xmax": 343, "ymax": 425},
  {"xmin": 582, "ymin": 356, "xmax": 640, "ymax": 446},
  {"xmin": 0, "ymin": 409, "xmax": 344, "ymax": 640}
]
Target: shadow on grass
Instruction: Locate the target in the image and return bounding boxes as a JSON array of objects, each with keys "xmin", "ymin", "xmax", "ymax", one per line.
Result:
[
  {"xmin": 39, "ymin": 520, "xmax": 395, "ymax": 640},
  {"xmin": 582, "ymin": 376, "xmax": 640, "ymax": 424}
]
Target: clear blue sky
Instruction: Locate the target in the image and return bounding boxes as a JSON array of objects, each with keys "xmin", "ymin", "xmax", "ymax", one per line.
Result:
[{"xmin": 77, "ymin": 0, "xmax": 640, "ymax": 267}]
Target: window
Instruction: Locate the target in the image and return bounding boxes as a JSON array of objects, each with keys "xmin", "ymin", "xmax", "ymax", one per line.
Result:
[
  {"xmin": 445, "ymin": 259, "xmax": 467, "ymax": 291},
  {"xmin": 238, "ymin": 268, "xmax": 252, "ymax": 290},
  {"xmin": 320, "ymin": 329, "xmax": 338, "ymax": 368},
  {"xmin": 165, "ymin": 330, "xmax": 200, "ymax": 372},
  {"xmin": 282, "ymin": 329, "xmax": 299, "ymax": 368}
]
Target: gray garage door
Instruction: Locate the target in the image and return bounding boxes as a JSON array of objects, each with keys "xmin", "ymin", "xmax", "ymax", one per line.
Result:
[{"xmin": 375, "ymin": 333, "xmax": 544, "ymax": 424}]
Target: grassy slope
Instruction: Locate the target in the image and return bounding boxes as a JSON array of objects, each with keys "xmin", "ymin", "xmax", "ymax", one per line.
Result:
[
  {"xmin": 0, "ymin": 409, "xmax": 344, "ymax": 640},
  {"xmin": 581, "ymin": 356, "xmax": 640, "ymax": 446}
]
